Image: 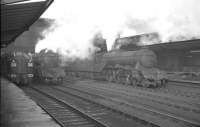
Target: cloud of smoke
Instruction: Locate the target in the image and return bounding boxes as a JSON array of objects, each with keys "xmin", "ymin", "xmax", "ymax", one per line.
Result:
[
  {"xmin": 36, "ymin": 0, "xmax": 200, "ymax": 58},
  {"xmin": 149, "ymin": 0, "xmax": 200, "ymax": 42},
  {"xmin": 35, "ymin": 18, "xmax": 98, "ymax": 60}
]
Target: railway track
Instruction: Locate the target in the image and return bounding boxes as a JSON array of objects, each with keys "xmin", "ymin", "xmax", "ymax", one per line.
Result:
[
  {"xmin": 65, "ymin": 77, "xmax": 200, "ymax": 99},
  {"xmin": 131, "ymin": 81, "xmax": 199, "ymax": 99},
  {"xmin": 65, "ymin": 78, "xmax": 200, "ymax": 110},
  {"xmin": 24, "ymin": 85, "xmax": 157, "ymax": 127},
  {"xmin": 24, "ymin": 86, "xmax": 109, "ymax": 127},
  {"xmin": 160, "ymin": 81, "xmax": 200, "ymax": 99},
  {"xmin": 169, "ymin": 79, "xmax": 200, "ymax": 87},
  {"xmin": 55, "ymin": 84, "xmax": 200, "ymax": 127},
  {"xmin": 73, "ymin": 80, "xmax": 200, "ymax": 107},
  {"xmin": 88, "ymin": 78, "xmax": 200, "ymax": 99}
]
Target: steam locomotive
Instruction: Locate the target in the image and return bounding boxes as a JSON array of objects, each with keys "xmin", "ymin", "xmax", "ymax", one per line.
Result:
[
  {"xmin": 66, "ymin": 35, "xmax": 168, "ymax": 87},
  {"xmin": 33, "ymin": 49, "xmax": 66, "ymax": 84}
]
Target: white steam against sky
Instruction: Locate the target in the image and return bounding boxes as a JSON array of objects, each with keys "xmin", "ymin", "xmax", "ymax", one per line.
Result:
[{"xmin": 35, "ymin": 0, "xmax": 200, "ymax": 59}]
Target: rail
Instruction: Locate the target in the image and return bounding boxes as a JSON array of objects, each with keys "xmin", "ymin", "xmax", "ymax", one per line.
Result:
[
  {"xmin": 57, "ymin": 85, "xmax": 200, "ymax": 127},
  {"xmin": 31, "ymin": 85, "xmax": 160, "ymax": 127},
  {"xmin": 29, "ymin": 86, "xmax": 110, "ymax": 127},
  {"xmin": 168, "ymin": 79, "xmax": 200, "ymax": 87}
]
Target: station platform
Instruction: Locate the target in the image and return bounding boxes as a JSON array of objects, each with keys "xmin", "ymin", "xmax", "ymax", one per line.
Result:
[{"xmin": 1, "ymin": 78, "xmax": 60, "ymax": 127}]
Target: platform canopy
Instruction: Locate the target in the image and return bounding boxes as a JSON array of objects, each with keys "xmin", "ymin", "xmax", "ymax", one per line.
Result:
[
  {"xmin": 146, "ymin": 39, "xmax": 200, "ymax": 51},
  {"xmin": 1, "ymin": 0, "xmax": 53, "ymax": 48}
]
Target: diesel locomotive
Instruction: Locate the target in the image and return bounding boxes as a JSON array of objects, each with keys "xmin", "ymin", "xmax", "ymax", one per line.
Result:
[{"xmin": 1, "ymin": 52, "xmax": 34, "ymax": 85}]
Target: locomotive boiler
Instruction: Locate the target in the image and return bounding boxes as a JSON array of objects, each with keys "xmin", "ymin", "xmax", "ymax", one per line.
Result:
[{"xmin": 103, "ymin": 48, "xmax": 167, "ymax": 87}]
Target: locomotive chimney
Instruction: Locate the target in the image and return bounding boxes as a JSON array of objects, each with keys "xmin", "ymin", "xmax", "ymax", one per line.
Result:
[{"xmin": 93, "ymin": 33, "xmax": 108, "ymax": 53}]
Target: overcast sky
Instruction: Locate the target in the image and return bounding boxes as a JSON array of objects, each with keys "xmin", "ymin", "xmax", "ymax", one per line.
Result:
[{"xmin": 33, "ymin": 0, "xmax": 200, "ymax": 58}]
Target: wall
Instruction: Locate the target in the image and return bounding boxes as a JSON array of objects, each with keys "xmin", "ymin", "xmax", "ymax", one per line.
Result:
[
  {"xmin": 156, "ymin": 50, "xmax": 185, "ymax": 71},
  {"xmin": 156, "ymin": 49, "xmax": 200, "ymax": 72}
]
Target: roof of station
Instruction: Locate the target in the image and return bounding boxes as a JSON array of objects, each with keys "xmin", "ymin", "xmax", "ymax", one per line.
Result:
[
  {"xmin": 1, "ymin": 0, "xmax": 53, "ymax": 48},
  {"xmin": 146, "ymin": 39, "xmax": 200, "ymax": 51},
  {"xmin": 120, "ymin": 39, "xmax": 200, "ymax": 51},
  {"xmin": 117, "ymin": 33, "xmax": 200, "ymax": 51}
]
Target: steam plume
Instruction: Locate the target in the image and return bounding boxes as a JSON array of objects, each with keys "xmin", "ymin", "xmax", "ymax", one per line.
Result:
[{"xmin": 36, "ymin": 0, "xmax": 200, "ymax": 59}]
